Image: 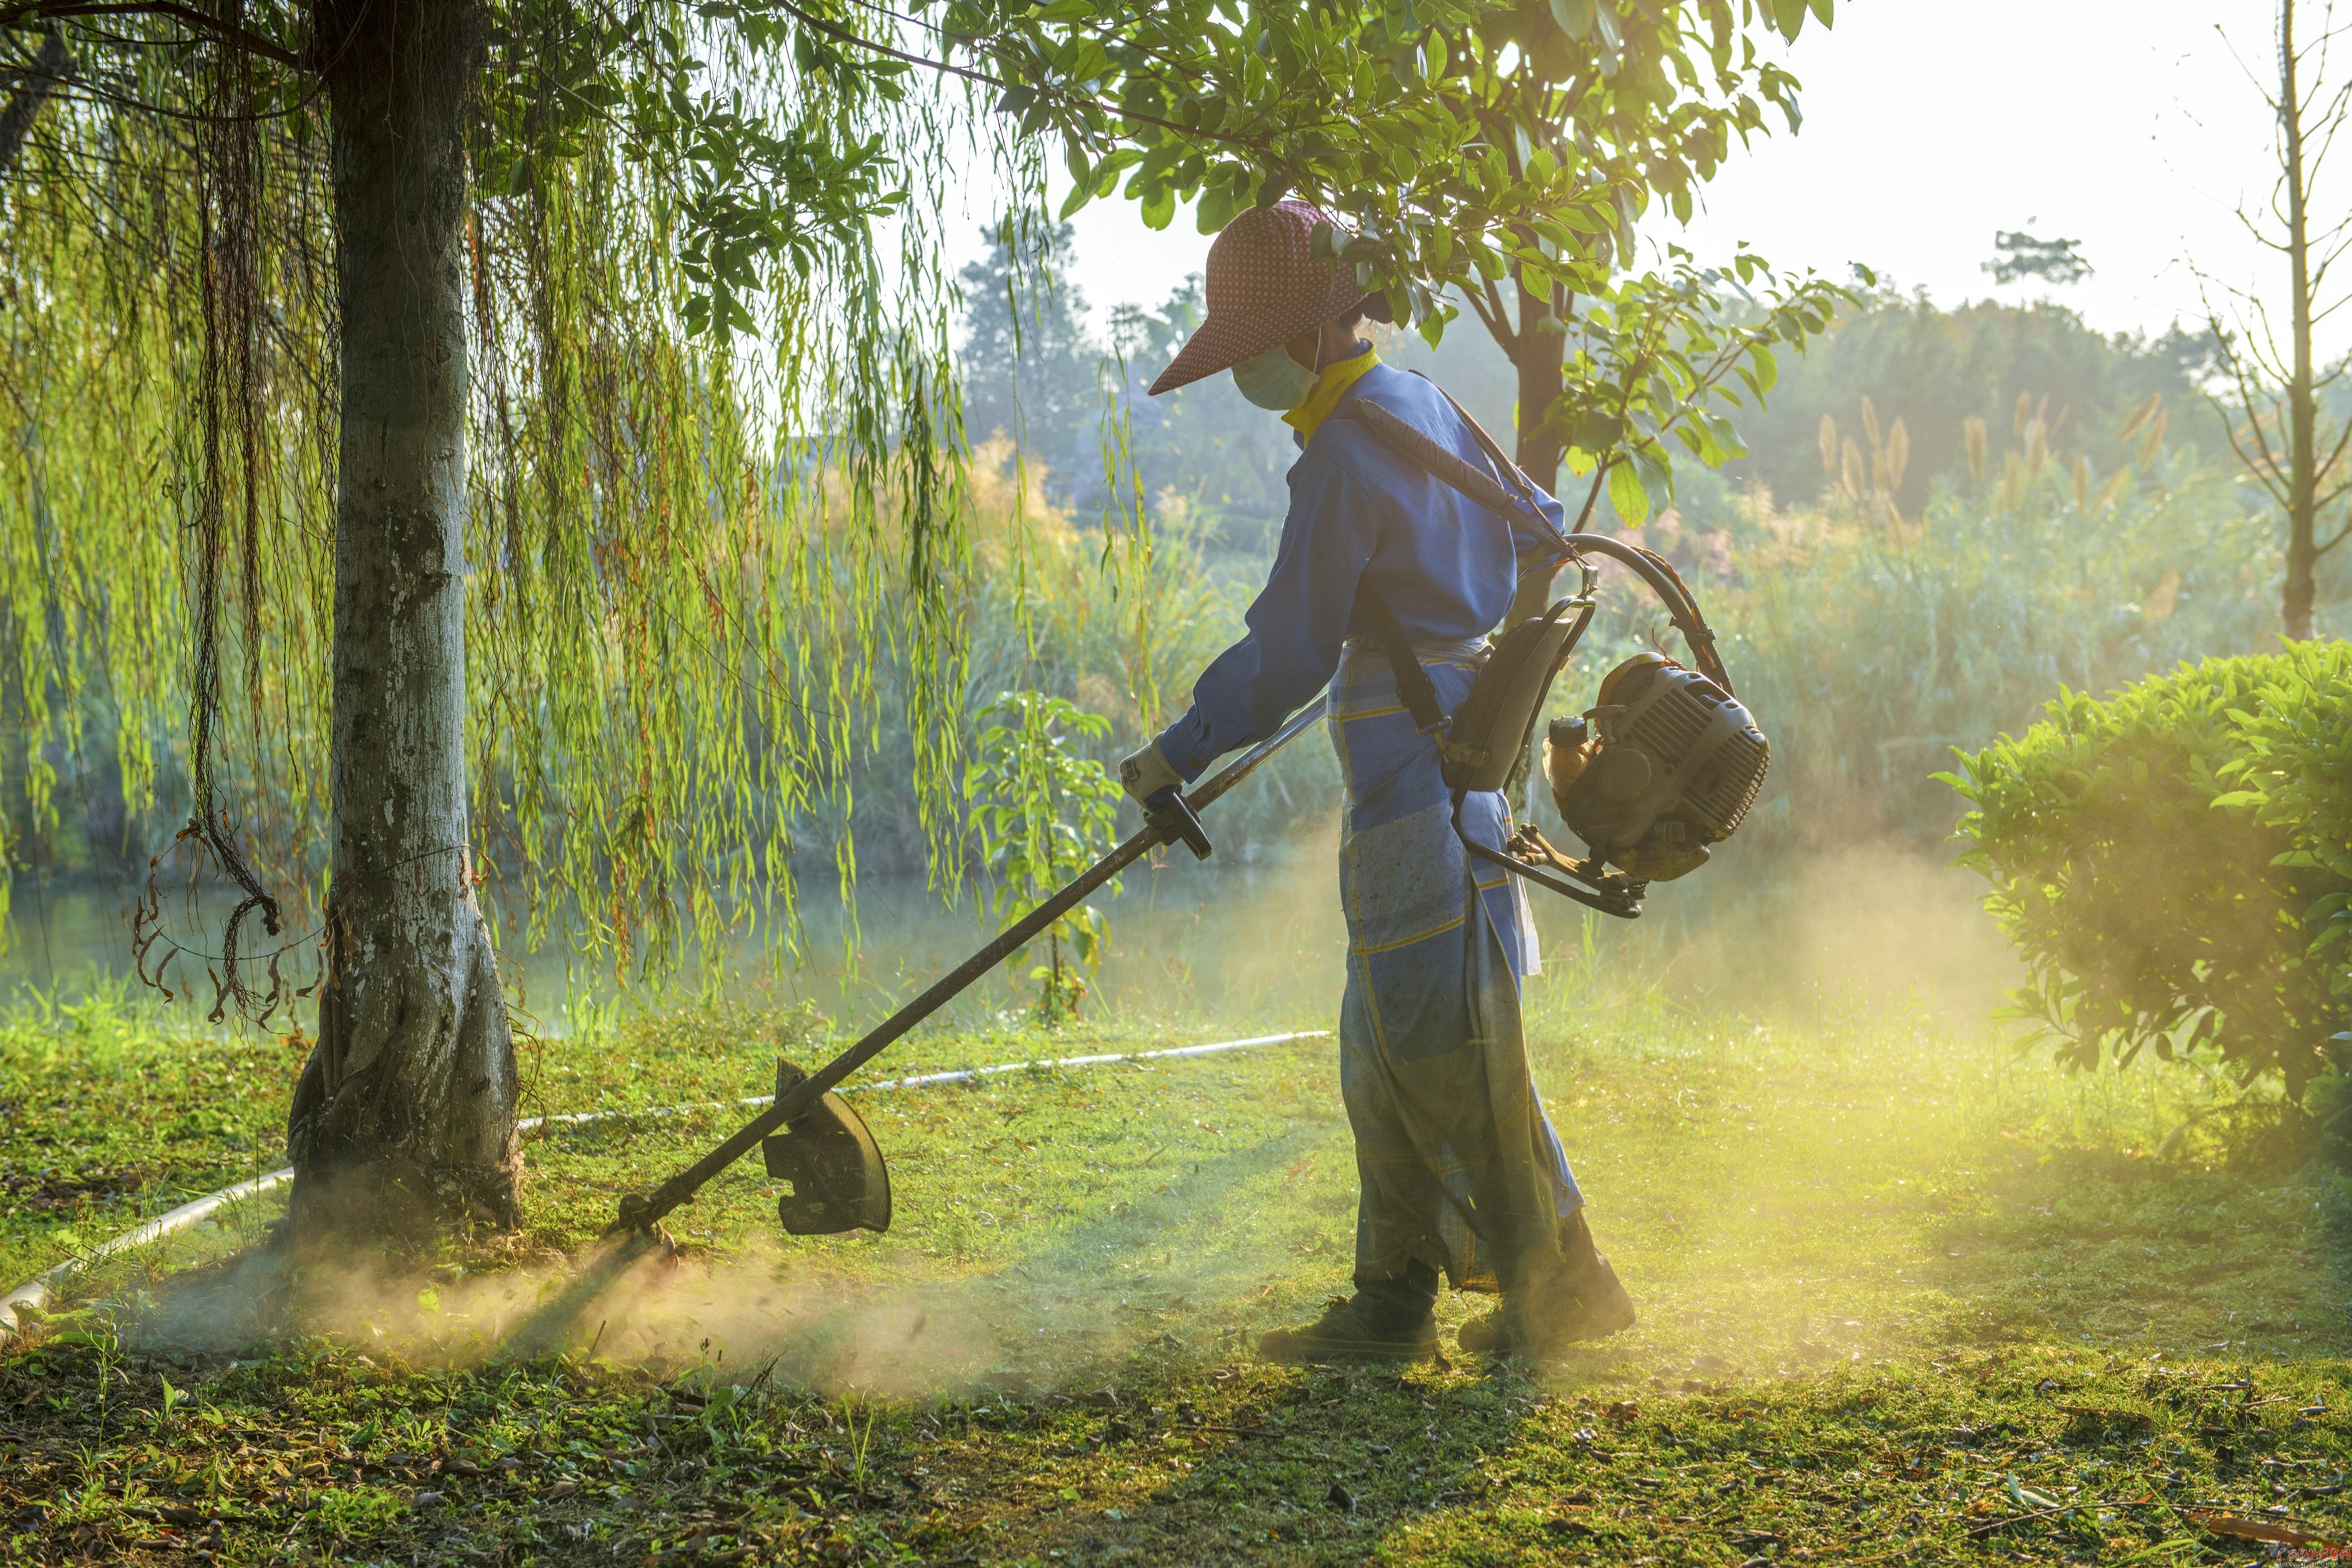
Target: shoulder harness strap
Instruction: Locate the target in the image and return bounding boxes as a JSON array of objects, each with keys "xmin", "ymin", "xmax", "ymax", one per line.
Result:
[
  {"xmin": 1327, "ymin": 381, "xmax": 1736, "ymax": 694},
  {"xmin": 1353, "ymin": 581, "xmax": 1449, "ymax": 737}
]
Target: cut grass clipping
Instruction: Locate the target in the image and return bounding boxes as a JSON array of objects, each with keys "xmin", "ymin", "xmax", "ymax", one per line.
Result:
[{"xmin": 4, "ymin": 987, "xmax": 2351, "ymax": 1564}]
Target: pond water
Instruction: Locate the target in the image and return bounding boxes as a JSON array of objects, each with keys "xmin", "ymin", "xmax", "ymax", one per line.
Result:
[{"xmin": 0, "ymin": 818, "xmax": 2017, "ymax": 1040}]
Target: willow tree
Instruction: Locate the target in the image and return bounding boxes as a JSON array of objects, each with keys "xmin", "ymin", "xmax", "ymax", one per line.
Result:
[{"xmin": 0, "ymin": 0, "xmax": 969, "ymax": 1248}]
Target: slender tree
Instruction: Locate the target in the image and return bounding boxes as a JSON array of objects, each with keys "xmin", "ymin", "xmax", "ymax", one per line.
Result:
[
  {"xmin": 1442, "ymin": 0, "xmax": 1831, "ymax": 500},
  {"xmin": 2207, "ymin": 0, "xmax": 2352, "ymax": 641}
]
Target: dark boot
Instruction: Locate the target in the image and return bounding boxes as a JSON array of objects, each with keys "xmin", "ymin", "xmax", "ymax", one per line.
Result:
[
  {"xmin": 1261, "ymin": 1262, "xmax": 1439, "ymax": 1365},
  {"xmin": 1259, "ymin": 1296, "xmax": 1437, "ymax": 1364},
  {"xmin": 1458, "ymin": 1212, "xmax": 1635, "ymax": 1356}
]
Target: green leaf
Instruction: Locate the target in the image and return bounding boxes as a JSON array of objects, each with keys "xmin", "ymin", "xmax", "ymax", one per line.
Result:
[
  {"xmin": 1572, "ymin": 410, "xmax": 1623, "ymax": 451},
  {"xmin": 1141, "ymin": 183, "xmax": 1177, "ymax": 230},
  {"xmin": 1605, "ymin": 460, "xmax": 1650, "ymax": 527},
  {"xmin": 1547, "ymin": 0, "xmax": 1596, "ymax": 39}
]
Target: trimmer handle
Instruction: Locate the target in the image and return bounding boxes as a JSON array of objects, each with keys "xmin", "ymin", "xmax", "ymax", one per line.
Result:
[{"xmin": 1146, "ymin": 788, "xmax": 1214, "ymax": 860}]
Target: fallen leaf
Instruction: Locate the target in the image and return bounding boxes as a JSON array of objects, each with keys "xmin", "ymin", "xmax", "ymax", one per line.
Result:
[
  {"xmin": 2189, "ymin": 1509, "xmax": 2336, "ymax": 1548},
  {"xmin": 1326, "ymin": 1483, "xmax": 1356, "ymax": 1514},
  {"xmin": 2004, "ymin": 1475, "xmax": 2063, "ymax": 1511}
]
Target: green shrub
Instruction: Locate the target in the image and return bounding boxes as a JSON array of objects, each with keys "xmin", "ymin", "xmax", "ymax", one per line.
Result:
[
  {"xmin": 1947, "ymin": 643, "xmax": 2352, "ymax": 1095},
  {"xmin": 2214, "ymin": 640, "xmax": 2352, "ymax": 1017}
]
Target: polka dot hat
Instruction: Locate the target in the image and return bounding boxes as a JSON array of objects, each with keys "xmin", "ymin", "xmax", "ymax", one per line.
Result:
[{"xmin": 1147, "ymin": 199, "xmax": 1369, "ymax": 396}]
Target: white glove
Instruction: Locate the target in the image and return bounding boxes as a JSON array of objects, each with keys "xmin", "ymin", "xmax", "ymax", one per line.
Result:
[{"xmin": 1118, "ymin": 740, "xmax": 1183, "ymax": 806}]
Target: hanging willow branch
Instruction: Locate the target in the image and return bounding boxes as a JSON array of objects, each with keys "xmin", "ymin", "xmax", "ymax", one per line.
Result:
[{"xmin": 0, "ymin": 0, "xmax": 1016, "ymax": 1000}]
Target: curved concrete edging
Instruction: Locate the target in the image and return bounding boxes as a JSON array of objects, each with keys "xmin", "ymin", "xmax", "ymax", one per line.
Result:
[{"xmin": 0, "ymin": 1028, "xmax": 1329, "ymax": 1343}]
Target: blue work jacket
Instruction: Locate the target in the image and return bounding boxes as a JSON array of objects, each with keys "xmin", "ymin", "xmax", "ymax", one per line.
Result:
[{"xmin": 1152, "ymin": 360, "xmax": 1574, "ymax": 780}]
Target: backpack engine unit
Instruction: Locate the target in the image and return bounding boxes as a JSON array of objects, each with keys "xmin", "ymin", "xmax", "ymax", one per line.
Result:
[
  {"xmin": 1335, "ymin": 389, "xmax": 1771, "ymax": 919},
  {"xmin": 1543, "ymin": 652, "xmax": 1769, "ymax": 884}
]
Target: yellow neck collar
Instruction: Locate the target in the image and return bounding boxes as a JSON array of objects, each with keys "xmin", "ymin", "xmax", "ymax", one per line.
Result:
[{"xmin": 1284, "ymin": 345, "xmax": 1380, "ymax": 442}]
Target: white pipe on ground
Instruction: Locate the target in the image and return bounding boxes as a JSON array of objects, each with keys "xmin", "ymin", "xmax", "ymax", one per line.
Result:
[{"xmin": 0, "ymin": 1028, "xmax": 1329, "ymax": 1343}]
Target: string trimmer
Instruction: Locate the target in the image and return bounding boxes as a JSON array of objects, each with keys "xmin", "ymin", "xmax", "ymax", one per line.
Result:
[
  {"xmin": 499, "ymin": 700, "xmax": 1326, "ymax": 1355},
  {"xmin": 619, "ymin": 698, "xmax": 1324, "ymax": 1241}
]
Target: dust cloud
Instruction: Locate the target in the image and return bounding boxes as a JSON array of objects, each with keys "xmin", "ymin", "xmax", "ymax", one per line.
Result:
[
  {"xmin": 111, "ymin": 1223, "xmax": 1302, "ymax": 1398},
  {"xmin": 103, "ymin": 831, "xmax": 2029, "ymax": 1394},
  {"xmin": 1524, "ymin": 838, "xmax": 2021, "ymax": 1028}
]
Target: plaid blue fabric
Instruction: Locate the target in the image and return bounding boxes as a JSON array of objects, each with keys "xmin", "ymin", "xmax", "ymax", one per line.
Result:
[{"xmin": 1328, "ymin": 643, "xmax": 1582, "ymax": 1293}]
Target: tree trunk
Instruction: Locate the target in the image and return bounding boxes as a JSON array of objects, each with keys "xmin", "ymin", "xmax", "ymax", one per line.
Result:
[
  {"xmin": 1511, "ymin": 267, "xmax": 1567, "ymax": 498},
  {"xmin": 2280, "ymin": 0, "xmax": 2321, "ymax": 642},
  {"xmin": 1492, "ymin": 263, "xmax": 1574, "ymax": 635},
  {"xmin": 285, "ymin": 0, "xmax": 520, "ymax": 1247},
  {"xmin": 0, "ymin": 30, "xmax": 71, "ymax": 180}
]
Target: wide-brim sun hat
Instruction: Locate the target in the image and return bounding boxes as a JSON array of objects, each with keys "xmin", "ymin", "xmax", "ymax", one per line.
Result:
[{"xmin": 1148, "ymin": 199, "xmax": 1369, "ymax": 396}]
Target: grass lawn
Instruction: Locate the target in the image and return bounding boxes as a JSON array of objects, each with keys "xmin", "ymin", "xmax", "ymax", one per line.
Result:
[{"xmin": 2, "ymin": 970, "xmax": 2349, "ymax": 1564}]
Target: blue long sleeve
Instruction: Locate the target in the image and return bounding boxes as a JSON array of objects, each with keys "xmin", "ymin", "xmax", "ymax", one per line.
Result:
[
  {"xmin": 1514, "ymin": 485, "xmax": 1573, "ymax": 576},
  {"xmin": 1151, "ymin": 362, "xmax": 1573, "ymax": 782},
  {"xmin": 1154, "ymin": 456, "xmax": 1374, "ymax": 780}
]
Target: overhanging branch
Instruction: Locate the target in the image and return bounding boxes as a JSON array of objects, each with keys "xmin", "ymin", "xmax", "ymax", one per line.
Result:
[
  {"xmin": 1, "ymin": 0, "xmax": 307, "ymax": 69},
  {"xmin": 769, "ymin": 0, "xmax": 1264, "ymax": 150}
]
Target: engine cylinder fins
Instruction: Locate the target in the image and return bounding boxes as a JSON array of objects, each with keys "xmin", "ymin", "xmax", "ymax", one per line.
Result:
[
  {"xmin": 1686, "ymin": 727, "xmax": 1771, "ymax": 838},
  {"xmin": 761, "ymin": 1059, "xmax": 892, "ymax": 1235}
]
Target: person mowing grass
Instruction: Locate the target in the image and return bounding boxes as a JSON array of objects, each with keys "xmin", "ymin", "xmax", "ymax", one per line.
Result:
[{"xmin": 1117, "ymin": 199, "xmax": 1636, "ymax": 1363}]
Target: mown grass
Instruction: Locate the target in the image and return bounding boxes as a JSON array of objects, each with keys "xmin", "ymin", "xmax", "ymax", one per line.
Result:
[{"xmin": 4, "ymin": 970, "xmax": 2351, "ymax": 1564}]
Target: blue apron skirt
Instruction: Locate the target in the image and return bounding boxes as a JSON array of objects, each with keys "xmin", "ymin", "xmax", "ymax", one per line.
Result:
[{"xmin": 1328, "ymin": 639, "xmax": 1583, "ymax": 1293}]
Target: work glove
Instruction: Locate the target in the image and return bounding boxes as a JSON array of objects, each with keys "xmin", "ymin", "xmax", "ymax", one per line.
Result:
[{"xmin": 1117, "ymin": 739, "xmax": 1183, "ymax": 808}]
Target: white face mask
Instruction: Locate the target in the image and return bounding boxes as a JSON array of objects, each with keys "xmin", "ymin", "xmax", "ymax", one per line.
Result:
[{"xmin": 1231, "ymin": 343, "xmax": 1321, "ymax": 411}]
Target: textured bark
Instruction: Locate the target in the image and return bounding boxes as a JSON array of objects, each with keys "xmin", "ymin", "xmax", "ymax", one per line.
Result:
[
  {"xmin": 285, "ymin": 0, "xmax": 519, "ymax": 1246},
  {"xmin": 0, "ymin": 30, "xmax": 71, "ymax": 180}
]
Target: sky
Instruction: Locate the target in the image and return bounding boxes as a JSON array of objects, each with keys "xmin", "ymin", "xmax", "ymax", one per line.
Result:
[{"xmin": 943, "ymin": 1, "xmax": 2331, "ymax": 356}]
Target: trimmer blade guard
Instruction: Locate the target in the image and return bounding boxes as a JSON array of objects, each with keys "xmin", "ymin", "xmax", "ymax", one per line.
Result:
[{"xmin": 761, "ymin": 1059, "xmax": 892, "ymax": 1235}]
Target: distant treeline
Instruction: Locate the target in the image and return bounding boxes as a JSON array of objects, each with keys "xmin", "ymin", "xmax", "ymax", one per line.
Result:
[
  {"xmin": 5, "ymin": 231, "xmax": 2329, "ymax": 925},
  {"xmin": 949, "ymin": 220, "xmax": 2323, "ymax": 858},
  {"xmin": 962, "ymin": 218, "xmax": 2243, "ymax": 552}
]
